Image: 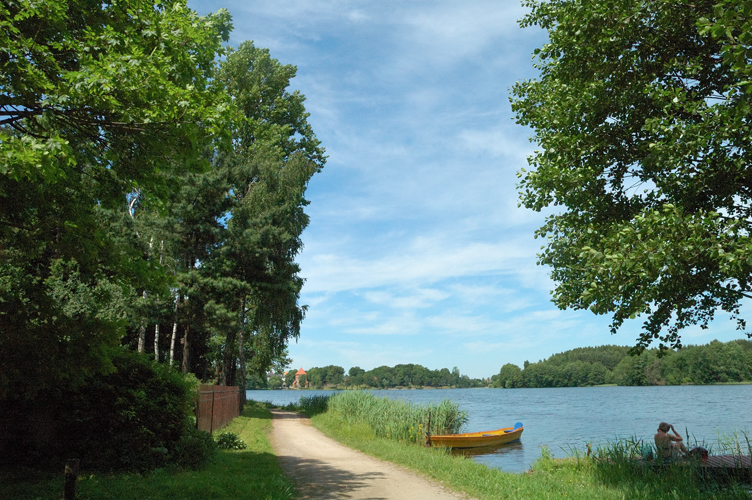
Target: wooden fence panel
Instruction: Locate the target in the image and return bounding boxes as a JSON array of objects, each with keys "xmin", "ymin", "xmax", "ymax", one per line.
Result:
[{"xmin": 196, "ymin": 385, "xmax": 243, "ymax": 434}]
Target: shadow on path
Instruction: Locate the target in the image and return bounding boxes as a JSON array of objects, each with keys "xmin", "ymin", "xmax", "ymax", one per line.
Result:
[
  {"xmin": 277, "ymin": 455, "xmax": 387, "ymax": 500},
  {"xmin": 272, "ymin": 411, "xmax": 310, "ymax": 420}
]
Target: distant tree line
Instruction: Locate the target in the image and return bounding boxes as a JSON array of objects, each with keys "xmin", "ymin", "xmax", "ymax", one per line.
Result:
[
  {"xmin": 491, "ymin": 340, "xmax": 752, "ymax": 388},
  {"xmin": 257, "ymin": 364, "xmax": 487, "ymax": 389},
  {"xmin": 311, "ymin": 364, "xmax": 485, "ymax": 389}
]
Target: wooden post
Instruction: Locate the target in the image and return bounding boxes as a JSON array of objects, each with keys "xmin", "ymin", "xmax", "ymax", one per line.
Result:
[
  {"xmin": 209, "ymin": 388, "xmax": 215, "ymax": 434},
  {"xmin": 64, "ymin": 459, "xmax": 79, "ymax": 500},
  {"xmin": 425, "ymin": 411, "xmax": 432, "ymax": 447}
]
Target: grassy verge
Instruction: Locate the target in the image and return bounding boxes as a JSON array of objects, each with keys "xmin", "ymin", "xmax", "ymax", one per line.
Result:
[
  {"xmin": 312, "ymin": 411, "xmax": 751, "ymax": 500},
  {"xmin": 0, "ymin": 402, "xmax": 294, "ymax": 500}
]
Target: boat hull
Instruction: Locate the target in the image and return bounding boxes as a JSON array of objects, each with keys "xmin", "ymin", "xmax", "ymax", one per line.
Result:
[{"xmin": 429, "ymin": 426, "xmax": 523, "ymax": 449}]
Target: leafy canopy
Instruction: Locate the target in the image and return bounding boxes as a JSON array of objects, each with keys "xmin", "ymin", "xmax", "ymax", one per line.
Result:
[
  {"xmin": 512, "ymin": 0, "xmax": 752, "ymax": 352},
  {"xmin": 0, "ymin": 0, "xmax": 232, "ymax": 397}
]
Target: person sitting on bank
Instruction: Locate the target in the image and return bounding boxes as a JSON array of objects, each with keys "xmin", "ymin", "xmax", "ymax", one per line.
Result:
[{"xmin": 654, "ymin": 422, "xmax": 688, "ymax": 460}]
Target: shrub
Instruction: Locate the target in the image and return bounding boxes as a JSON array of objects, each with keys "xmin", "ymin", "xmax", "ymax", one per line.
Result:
[
  {"xmin": 216, "ymin": 432, "xmax": 247, "ymax": 450},
  {"xmin": 0, "ymin": 350, "xmax": 204, "ymax": 472},
  {"xmin": 173, "ymin": 427, "xmax": 218, "ymax": 470}
]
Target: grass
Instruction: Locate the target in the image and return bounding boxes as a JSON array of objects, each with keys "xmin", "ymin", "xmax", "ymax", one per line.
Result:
[
  {"xmin": 311, "ymin": 409, "xmax": 752, "ymax": 500},
  {"xmin": 0, "ymin": 401, "xmax": 295, "ymax": 500},
  {"xmin": 323, "ymin": 390, "xmax": 467, "ymax": 444},
  {"xmin": 284, "ymin": 394, "xmax": 330, "ymax": 415}
]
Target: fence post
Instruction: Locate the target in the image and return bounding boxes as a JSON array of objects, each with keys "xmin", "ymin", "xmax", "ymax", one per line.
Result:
[
  {"xmin": 209, "ymin": 388, "xmax": 216, "ymax": 434},
  {"xmin": 64, "ymin": 459, "xmax": 79, "ymax": 500}
]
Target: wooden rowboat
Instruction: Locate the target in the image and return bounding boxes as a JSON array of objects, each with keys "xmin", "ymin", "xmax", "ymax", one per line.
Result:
[{"xmin": 429, "ymin": 422, "xmax": 523, "ymax": 449}]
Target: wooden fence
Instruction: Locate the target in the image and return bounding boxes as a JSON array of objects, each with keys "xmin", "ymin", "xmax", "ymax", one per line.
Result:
[{"xmin": 196, "ymin": 385, "xmax": 244, "ymax": 434}]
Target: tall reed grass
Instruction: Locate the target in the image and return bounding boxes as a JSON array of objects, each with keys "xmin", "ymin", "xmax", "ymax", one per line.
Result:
[
  {"xmin": 290, "ymin": 394, "xmax": 330, "ymax": 415},
  {"xmin": 583, "ymin": 431, "xmax": 752, "ymax": 494},
  {"xmin": 324, "ymin": 391, "xmax": 467, "ymax": 445}
]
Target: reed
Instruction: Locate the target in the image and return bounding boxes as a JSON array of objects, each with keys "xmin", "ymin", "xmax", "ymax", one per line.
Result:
[
  {"xmin": 583, "ymin": 432, "xmax": 752, "ymax": 497},
  {"xmin": 292, "ymin": 394, "xmax": 331, "ymax": 415},
  {"xmin": 324, "ymin": 391, "xmax": 467, "ymax": 445}
]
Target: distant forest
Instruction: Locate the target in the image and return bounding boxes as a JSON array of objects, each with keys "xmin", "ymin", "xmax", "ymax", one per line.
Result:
[
  {"xmin": 491, "ymin": 340, "xmax": 752, "ymax": 388},
  {"xmin": 253, "ymin": 339, "xmax": 752, "ymax": 390},
  {"xmin": 261, "ymin": 364, "xmax": 486, "ymax": 389}
]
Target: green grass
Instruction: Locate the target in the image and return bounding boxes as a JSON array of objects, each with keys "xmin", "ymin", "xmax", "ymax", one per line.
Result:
[
  {"xmin": 311, "ymin": 411, "xmax": 752, "ymax": 500},
  {"xmin": 0, "ymin": 402, "xmax": 294, "ymax": 500}
]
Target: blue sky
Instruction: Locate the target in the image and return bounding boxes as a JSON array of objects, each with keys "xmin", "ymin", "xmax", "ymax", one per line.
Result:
[{"xmin": 189, "ymin": 0, "xmax": 746, "ymax": 378}]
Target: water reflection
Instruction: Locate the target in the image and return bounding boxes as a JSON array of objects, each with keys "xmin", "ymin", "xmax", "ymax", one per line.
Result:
[{"xmin": 450, "ymin": 440, "xmax": 524, "ymax": 458}]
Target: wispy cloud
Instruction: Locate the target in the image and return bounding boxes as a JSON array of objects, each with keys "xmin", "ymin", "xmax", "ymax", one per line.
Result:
[{"xmin": 188, "ymin": 0, "xmax": 745, "ymax": 378}]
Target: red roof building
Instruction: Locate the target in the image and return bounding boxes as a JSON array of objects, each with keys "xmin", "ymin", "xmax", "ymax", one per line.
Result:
[{"xmin": 293, "ymin": 367, "xmax": 308, "ymax": 389}]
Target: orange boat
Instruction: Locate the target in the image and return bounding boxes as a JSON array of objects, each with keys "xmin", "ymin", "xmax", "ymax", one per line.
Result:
[{"xmin": 429, "ymin": 422, "xmax": 523, "ymax": 449}]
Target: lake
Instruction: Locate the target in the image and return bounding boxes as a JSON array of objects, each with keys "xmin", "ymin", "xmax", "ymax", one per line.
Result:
[{"xmin": 246, "ymin": 385, "xmax": 752, "ymax": 473}]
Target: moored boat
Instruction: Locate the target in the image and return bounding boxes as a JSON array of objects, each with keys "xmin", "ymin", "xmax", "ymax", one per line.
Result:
[{"xmin": 429, "ymin": 422, "xmax": 523, "ymax": 449}]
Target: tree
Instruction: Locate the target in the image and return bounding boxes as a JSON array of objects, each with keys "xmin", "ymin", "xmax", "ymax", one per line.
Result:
[
  {"xmin": 0, "ymin": 0, "xmax": 232, "ymax": 398},
  {"xmin": 347, "ymin": 366, "xmax": 366, "ymax": 386},
  {"xmin": 512, "ymin": 0, "xmax": 752, "ymax": 352},
  {"xmin": 284, "ymin": 370, "xmax": 296, "ymax": 388},
  {"xmin": 268, "ymin": 374, "xmax": 284, "ymax": 389},
  {"xmin": 494, "ymin": 363, "xmax": 522, "ymax": 388},
  {"xmin": 139, "ymin": 39, "xmax": 323, "ymax": 385},
  {"xmin": 209, "ymin": 41, "xmax": 323, "ymax": 386},
  {"xmin": 326, "ymin": 365, "xmax": 345, "ymax": 385}
]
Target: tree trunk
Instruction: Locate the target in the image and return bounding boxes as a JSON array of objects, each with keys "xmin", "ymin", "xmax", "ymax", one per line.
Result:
[
  {"xmin": 137, "ymin": 290, "xmax": 147, "ymax": 353},
  {"xmin": 238, "ymin": 296, "xmax": 246, "ymax": 390},
  {"xmin": 182, "ymin": 324, "xmax": 190, "ymax": 374},
  {"xmin": 221, "ymin": 312, "xmax": 238, "ymax": 386},
  {"xmin": 138, "ymin": 324, "xmax": 146, "ymax": 353},
  {"xmin": 154, "ymin": 240, "xmax": 164, "ymax": 363},
  {"xmin": 154, "ymin": 323, "xmax": 160, "ymax": 362},
  {"xmin": 170, "ymin": 295, "xmax": 180, "ymax": 367}
]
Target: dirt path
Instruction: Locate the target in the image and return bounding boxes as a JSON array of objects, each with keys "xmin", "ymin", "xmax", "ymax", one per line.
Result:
[{"xmin": 270, "ymin": 410, "xmax": 473, "ymax": 500}]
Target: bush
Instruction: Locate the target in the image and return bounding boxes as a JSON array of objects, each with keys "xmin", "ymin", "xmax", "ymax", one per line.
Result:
[
  {"xmin": 173, "ymin": 427, "xmax": 218, "ymax": 470},
  {"xmin": 215, "ymin": 432, "xmax": 247, "ymax": 450},
  {"xmin": 0, "ymin": 350, "xmax": 205, "ymax": 472}
]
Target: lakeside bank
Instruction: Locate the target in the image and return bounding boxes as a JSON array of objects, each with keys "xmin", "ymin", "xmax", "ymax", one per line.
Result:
[{"xmin": 3, "ymin": 398, "xmax": 749, "ymax": 500}]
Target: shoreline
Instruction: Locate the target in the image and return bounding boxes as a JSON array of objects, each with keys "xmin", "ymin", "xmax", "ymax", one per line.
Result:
[{"xmin": 249, "ymin": 380, "xmax": 752, "ymax": 391}]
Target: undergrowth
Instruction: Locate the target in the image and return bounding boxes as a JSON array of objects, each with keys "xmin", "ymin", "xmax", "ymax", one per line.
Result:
[{"xmin": 0, "ymin": 401, "xmax": 294, "ymax": 500}]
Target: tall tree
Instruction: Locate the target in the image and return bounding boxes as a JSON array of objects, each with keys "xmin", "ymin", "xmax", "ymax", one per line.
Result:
[
  {"xmin": 124, "ymin": 40, "xmax": 323, "ymax": 386},
  {"xmin": 512, "ymin": 0, "xmax": 752, "ymax": 352},
  {"xmin": 209, "ymin": 41, "xmax": 324, "ymax": 385}
]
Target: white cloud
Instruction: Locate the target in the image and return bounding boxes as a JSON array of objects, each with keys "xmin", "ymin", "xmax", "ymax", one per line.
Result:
[
  {"xmin": 301, "ymin": 236, "xmax": 537, "ymax": 294},
  {"xmin": 362, "ymin": 288, "xmax": 450, "ymax": 309}
]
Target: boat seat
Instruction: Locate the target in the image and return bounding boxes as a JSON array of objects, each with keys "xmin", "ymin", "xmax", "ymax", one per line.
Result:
[{"xmin": 503, "ymin": 422, "xmax": 523, "ymax": 433}]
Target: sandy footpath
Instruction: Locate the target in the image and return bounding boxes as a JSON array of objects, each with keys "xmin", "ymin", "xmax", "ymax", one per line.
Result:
[{"xmin": 270, "ymin": 410, "xmax": 474, "ymax": 500}]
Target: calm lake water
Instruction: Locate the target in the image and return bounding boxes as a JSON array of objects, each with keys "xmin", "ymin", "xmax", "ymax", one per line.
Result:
[{"xmin": 246, "ymin": 385, "xmax": 752, "ymax": 473}]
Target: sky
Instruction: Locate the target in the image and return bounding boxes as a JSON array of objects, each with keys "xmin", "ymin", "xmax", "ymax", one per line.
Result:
[{"xmin": 188, "ymin": 0, "xmax": 747, "ymax": 379}]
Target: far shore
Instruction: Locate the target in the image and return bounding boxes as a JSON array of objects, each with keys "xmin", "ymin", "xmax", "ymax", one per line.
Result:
[{"xmin": 250, "ymin": 380, "xmax": 752, "ymax": 391}]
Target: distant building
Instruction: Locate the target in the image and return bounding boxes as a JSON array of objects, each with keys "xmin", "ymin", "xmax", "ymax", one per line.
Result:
[{"xmin": 293, "ymin": 367, "xmax": 308, "ymax": 389}]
